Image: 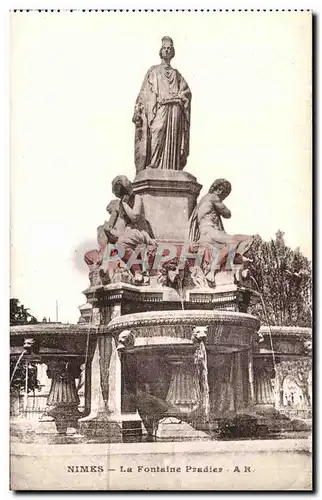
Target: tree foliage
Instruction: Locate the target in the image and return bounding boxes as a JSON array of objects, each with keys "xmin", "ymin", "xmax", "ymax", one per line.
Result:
[
  {"xmin": 10, "ymin": 361, "xmax": 41, "ymax": 396},
  {"xmin": 10, "ymin": 298, "xmax": 39, "ymax": 395},
  {"xmin": 247, "ymin": 231, "xmax": 312, "ymax": 327},
  {"xmin": 10, "ymin": 298, "xmax": 38, "ymax": 326}
]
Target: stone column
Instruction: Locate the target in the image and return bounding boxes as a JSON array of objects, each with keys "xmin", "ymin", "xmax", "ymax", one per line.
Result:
[
  {"xmin": 79, "ymin": 306, "xmax": 106, "ymax": 422},
  {"xmin": 45, "ymin": 358, "xmax": 82, "ymax": 434},
  {"xmin": 119, "ymin": 350, "xmax": 143, "ymax": 442},
  {"xmin": 79, "ymin": 339, "xmax": 110, "ymax": 421},
  {"xmin": 79, "ymin": 305, "xmax": 122, "ymax": 440},
  {"xmin": 79, "ymin": 303, "xmax": 143, "ymax": 441}
]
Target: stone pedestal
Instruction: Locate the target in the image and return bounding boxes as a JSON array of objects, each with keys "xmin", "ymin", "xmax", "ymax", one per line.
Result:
[
  {"xmin": 132, "ymin": 169, "xmax": 202, "ymax": 240},
  {"xmin": 45, "ymin": 358, "xmax": 82, "ymax": 434}
]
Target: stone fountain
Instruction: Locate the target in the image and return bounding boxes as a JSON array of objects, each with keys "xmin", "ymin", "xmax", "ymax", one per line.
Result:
[
  {"xmin": 10, "ymin": 323, "xmax": 98, "ymax": 436},
  {"xmin": 10, "ymin": 36, "xmax": 311, "ymax": 443},
  {"xmin": 78, "ymin": 36, "xmax": 262, "ymax": 442}
]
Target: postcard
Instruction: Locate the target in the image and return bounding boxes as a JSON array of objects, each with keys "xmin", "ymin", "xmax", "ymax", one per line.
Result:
[{"xmin": 10, "ymin": 10, "xmax": 312, "ymax": 490}]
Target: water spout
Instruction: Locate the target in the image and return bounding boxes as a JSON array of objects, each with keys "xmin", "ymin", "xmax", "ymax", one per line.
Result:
[
  {"xmin": 250, "ymin": 276, "xmax": 277, "ymax": 372},
  {"xmin": 10, "ymin": 350, "xmax": 25, "ymax": 386},
  {"xmin": 24, "ymin": 360, "xmax": 29, "ymax": 411},
  {"xmin": 194, "ymin": 340, "xmax": 210, "ymax": 422},
  {"xmin": 178, "ymin": 280, "xmax": 185, "ymax": 311}
]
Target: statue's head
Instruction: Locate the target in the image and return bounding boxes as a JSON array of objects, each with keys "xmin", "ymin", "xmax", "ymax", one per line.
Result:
[
  {"xmin": 192, "ymin": 326, "xmax": 208, "ymax": 343},
  {"xmin": 112, "ymin": 175, "xmax": 133, "ymax": 199},
  {"xmin": 159, "ymin": 36, "xmax": 175, "ymax": 62},
  {"xmin": 23, "ymin": 337, "xmax": 40, "ymax": 354},
  {"xmin": 117, "ymin": 330, "xmax": 135, "ymax": 350},
  {"xmin": 209, "ymin": 178, "xmax": 232, "ymax": 200}
]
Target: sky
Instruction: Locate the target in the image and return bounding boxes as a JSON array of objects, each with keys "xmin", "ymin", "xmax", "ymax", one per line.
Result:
[{"xmin": 10, "ymin": 11, "xmax": 312, "ymax": 324}]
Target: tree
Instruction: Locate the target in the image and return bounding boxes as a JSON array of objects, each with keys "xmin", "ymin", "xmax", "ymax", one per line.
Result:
[
  {"xmin": 247, "ymin": 231, "xmax": 312, "ymax": 327},
  {"xmin": 10, "ymin": 298, "xmax": 38, "ymax": 325},
  {"xmin": 10, "ymin": 299, "xmax": 39, "ymax": 396},
  {"xmin": 10, "ymin": 362, "xmax": 41, "ymax": 396}
]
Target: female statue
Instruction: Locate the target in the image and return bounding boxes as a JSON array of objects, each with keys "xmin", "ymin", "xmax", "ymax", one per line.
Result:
[{"xmin": 133, "ymin": 36, "xmax": 191, "ymax": 172}]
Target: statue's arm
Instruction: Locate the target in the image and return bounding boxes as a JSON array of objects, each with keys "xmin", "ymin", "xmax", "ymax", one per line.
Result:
[
  {"xmin": 212, "ymin": 197, "xmax": 231, "ymax": 219},
  {"xmin": 177, "ymin": 72, "xmax": 192, "ymax": 100},
  {"xmin": 121, "ymin": 195, "xmax": 142, "ymax": 223},
  {"xmin": 132, "ymin": 102, "xmax": 143, "ymax": 126},
  {"xmin": 106, "ymin": 210, "xmax": 118, "ymax": 229},
  {"xmin": 132, "ymin": 86, "xmax": 144, "ymax": 125},
  {"xmin": 102, "ymin": 212, "xmax": 122, "ymax": 241}
]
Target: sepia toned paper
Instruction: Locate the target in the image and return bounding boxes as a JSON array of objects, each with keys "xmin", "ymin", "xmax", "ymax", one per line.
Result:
[{"xmin": 10, "ymin": 10, "xmax": 312, "ymax": 491}]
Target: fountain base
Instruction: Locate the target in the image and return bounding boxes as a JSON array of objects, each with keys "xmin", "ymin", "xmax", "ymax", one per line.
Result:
[
  {"xmin": 79, "ymin": 417, "xmax": 123, "ymax": 441},
  {"xmin": 155, "ymin": 417, "xmax": 210, "ymax": 441}
]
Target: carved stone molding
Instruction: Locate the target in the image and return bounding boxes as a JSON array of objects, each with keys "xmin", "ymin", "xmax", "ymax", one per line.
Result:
[
  {"xmin": 10, "ymin": 323, "xmax": 101, "ymax": 338},
  {"xmin": 275, "ymin": 358, "xmax": 312, "ymax": 408},
  {"xmin": 108, "ymin": 310, "xmax": 260, "ymax": 335}
]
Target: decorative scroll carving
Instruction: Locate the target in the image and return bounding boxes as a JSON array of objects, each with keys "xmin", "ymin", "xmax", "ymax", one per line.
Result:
[{"xmin": 108, "ymin": 310, "xmax": 260, "ymax": 335}]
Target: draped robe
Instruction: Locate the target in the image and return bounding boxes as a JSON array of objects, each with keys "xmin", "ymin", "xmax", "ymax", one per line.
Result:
[{"xmin": 133, "ymin": 63, "xmax": 191, "ymax": 171}]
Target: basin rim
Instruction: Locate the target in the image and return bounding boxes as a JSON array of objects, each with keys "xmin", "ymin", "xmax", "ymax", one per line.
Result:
[{"xmin": 108, "ymin": 309, "xmax": 260, "ymax": 334}]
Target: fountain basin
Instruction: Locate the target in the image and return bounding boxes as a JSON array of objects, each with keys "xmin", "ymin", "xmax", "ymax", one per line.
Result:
[
  {"xmin": 106, "ymin": 309, "xmax": 261, "ymax": 426},
  {"xmin": 107, "ymin": 309, "xmax": 260, "ymax": 352},
  {"xmin": 10, "ymin": 323, "xmax": 100, "ymax": 434}
]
